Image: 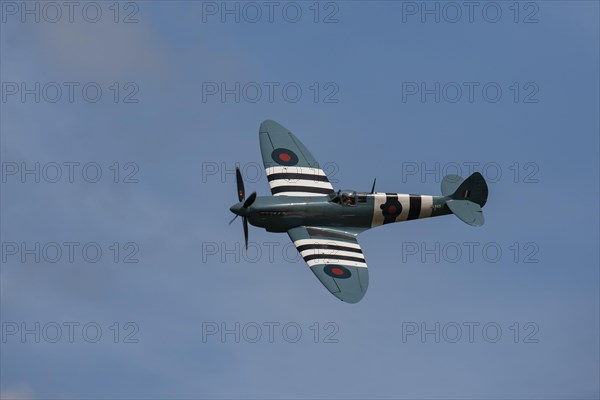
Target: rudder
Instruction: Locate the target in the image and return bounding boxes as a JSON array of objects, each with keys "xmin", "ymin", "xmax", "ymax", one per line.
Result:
[{"xmin": 449, "ymin": 172, "xmax": 488, "ymax": 207}]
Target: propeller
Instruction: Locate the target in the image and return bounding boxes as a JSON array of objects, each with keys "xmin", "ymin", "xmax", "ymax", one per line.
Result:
[
  {"xmin": 230, "ymin": 167, "xmax": 256, "ymax": 250},
  {"xmin": 236, "ymin": 165, "xmax": 245, "ymax": 201},
  {"xmin": 243, "ymin": 191, "xmax": 257, "ymax": 208}
]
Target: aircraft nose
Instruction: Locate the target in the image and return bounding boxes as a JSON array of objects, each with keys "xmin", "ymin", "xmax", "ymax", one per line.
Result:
[{"xmin": 230, "ymin": 203, "xmax": 243, "ymax": 215}]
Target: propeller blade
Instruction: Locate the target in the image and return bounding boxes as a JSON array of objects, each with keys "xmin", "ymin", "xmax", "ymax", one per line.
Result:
[
  {"xmin": 228, "ymin": 214, "xmax": 239, "ymax": 225},
  {"xmin": 236, "ymin": 166, "xmax": 245, "ymax": 202},
  {"xmin": 243, "ymin": 217, "xmax": 249, "ymax": 251},
  {"xmin": 243, "ymin": 192, "xmax": 257, "ymax": 208},
  {"xmin": 370, "ymin": 178, "xmax": 377, "ymax": 194}
]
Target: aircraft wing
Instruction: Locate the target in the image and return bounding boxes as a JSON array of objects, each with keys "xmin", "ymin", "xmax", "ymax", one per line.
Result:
[
  {"xmin": 287, "ymin": 226, "xmax": 369, "ymax": 303},
  {"xmin": 259, "ymin": 120, "xmax": 335, "ymax": 197}
]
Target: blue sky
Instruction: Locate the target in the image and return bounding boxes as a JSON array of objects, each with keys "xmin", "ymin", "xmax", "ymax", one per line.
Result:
[{"xmin": 1, "ymin": 1, "xmax": 598, "ymax": 399}]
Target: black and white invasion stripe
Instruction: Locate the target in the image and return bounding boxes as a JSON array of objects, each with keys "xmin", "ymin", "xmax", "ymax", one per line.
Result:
[
  {"xmin": 266, "ymin": 166, "xmax": 335, "ymax": 197},
  {"xmin": 371, "ymin": 193, "xmax": 434, "ymax": 226},
  {"xmin": 293, "ymin": 238, "xmax": 367, "ymax": 268}
]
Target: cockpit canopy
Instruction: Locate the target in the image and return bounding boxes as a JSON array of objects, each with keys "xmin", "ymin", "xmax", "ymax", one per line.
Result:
[{"xmin": 328, "ymin": 190, "xmax": 367, "ymax": 206}]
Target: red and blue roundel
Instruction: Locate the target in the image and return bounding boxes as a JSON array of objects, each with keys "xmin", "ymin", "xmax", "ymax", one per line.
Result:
[
  {"xmin": 380, "ymin": 196, "xmax": 402, "ymax": 224},
  {"xmin": 324, "ymin": 264, "xmax": 352, "ymax": 279},
  {"xmin": 271, "ymin": 148, "xmax": 299, "ymax": 166}
]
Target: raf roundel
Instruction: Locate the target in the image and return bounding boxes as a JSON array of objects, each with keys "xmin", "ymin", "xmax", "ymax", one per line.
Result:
[
  {"xmin": 323, "ymin": 264, "xmax": 352, "ymax": 279},
  {"xmin": 271, "ymin": 148, "xmax": 299, "ymax": 166}
]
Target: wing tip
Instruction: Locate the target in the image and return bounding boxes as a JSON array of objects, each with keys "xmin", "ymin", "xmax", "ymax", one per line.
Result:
[
  {"xmin": 335, "ymin": 293, "xmax": 366, "ymax": 304},
  {"xmin": 260, "ymin": 119, "xmax": 285, "ymax": 133}
]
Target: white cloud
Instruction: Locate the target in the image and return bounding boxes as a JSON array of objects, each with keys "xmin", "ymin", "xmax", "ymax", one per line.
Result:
[{"xmin": 4, "ymin": 15, "xmax": 168, "ymax": 81}]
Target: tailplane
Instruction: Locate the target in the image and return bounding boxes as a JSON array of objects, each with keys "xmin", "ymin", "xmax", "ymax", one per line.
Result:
[{"xmin": 441, "ymin": 172, "xmax": 488, "ymax": 227}]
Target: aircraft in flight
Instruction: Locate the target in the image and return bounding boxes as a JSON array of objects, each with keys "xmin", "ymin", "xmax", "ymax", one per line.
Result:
[{"xmin": 229, "ymin": 120, "xmax": 489, "ymax": 303}]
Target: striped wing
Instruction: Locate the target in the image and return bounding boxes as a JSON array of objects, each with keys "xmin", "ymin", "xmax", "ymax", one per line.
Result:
[
  {"xmin": 259, "ymin": 120, "xmax": 335, "ymax": 197},
  {"xmin": 287, "ymin": 226, "xmax": 369, "ymax": 304}
]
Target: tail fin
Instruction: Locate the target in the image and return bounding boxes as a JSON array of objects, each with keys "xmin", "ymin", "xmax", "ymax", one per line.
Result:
[
  {"xmin": 448, "ymin": 172, "xmax": 488, "ymax": 207},
  {"xmin": 441, "ymin": 172, "xmax": 488, "ymax": 227}
]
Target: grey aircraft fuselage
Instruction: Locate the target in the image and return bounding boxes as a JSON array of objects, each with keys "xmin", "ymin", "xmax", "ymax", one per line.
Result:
[{"xmin": 230, "ymin": 192, "xmax": 452, "ymax": 233}]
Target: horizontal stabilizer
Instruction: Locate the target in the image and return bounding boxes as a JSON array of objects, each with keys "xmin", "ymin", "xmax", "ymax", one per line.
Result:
[{"xmin": 446, "ymin": 199, "xmax": 484, "ymax": 227}]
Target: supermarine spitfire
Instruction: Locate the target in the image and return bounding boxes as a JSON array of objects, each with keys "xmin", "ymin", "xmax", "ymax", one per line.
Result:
[{"xmin": 229, "ymin": 120, "xmax": 489, "ymax": 303}]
